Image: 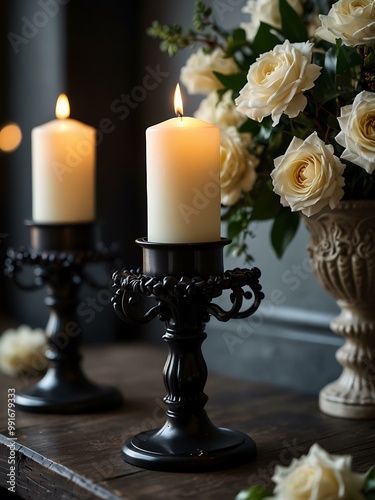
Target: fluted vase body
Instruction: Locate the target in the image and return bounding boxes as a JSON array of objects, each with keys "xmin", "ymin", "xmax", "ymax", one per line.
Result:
[{"xmin": 303, "ymin": 200, "xmax": 375, "ymax": 419}]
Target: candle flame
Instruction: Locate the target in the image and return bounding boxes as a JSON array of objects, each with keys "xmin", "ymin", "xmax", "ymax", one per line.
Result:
[
  {"xmin": 55, "ymin": 94, "xmax": 70, "ymax": 119},
  {"xmin": 174, "ymin": 84, "xmax": 183, "ymax": 118}
]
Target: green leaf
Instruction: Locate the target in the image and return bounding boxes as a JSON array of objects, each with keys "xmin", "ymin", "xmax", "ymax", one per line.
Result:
[
  {"xmin": 253, "ymin": 22, "xmax": 283, "ymax": 58},
  {"xmin": 323, "ymin": 46, "xmax": 337, "ymax": 80},
  {"xmin": 232, "ymin": 28, "xmax": 247, "ymax": 42},
  {"xmin": 227, "ymin": 217, "xmax": 246, "ymax": 239},
  {"xmin": 251, "ymin": 188, "xmax": 282, "ymax": 221},
  {"xmin": 213, "ymin": 71, "xmax": 247, "ymax": 93},
  {"xmin": 313, "ymin": 66, "xmax": 339, "ymax": 105},
  {"xmin": 235, "ymin": 485, "xmax": 272, "ymax": 500},
  {"xmin": 258, "ymin": 120, "xmax": 275, "ymax": 142},
  {"xmin": 238, "ymin": 119, "xmax": 260, "ymax": 135},
  {"xmin": 364, "ymin": 46, "xmax": 375, "ymax": 67},
  {"xmin": 363, "ymin": 467, "xmax": 375, "ymax": 494},
  {"xmin": 279, "ymin": 0, "xmax": 308, "ymax": 42},
  {"xmin": 271, "ymin": 209, "xmax": 300, "ymax": 258},
  {"xmin": 336, "ymin": 41, "xmax": 362, "ymax": 75},
  {"xmin": 226, "ymin": 29, "xmax": 252, "ymax": 60}
]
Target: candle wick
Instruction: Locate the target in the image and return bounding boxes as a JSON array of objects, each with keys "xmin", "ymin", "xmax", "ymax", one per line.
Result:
[{"xmin": 177, "ymin": 111, "xmax": 183, "ymax": 120}]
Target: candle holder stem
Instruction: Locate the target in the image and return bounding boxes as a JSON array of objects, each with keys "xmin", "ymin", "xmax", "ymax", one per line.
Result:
[
  {"xmin": 112, "ymin": 238, "xmax": 264, "ymax": 471},
  {"xmin": 4, "ymin": 223, "xmax": 123, "ymax": 413}
]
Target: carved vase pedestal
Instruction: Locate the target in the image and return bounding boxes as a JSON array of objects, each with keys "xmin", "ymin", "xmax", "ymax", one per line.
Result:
[{"xmin": 303, "ymin": 201, "xmax": 375, "ymax": 419}]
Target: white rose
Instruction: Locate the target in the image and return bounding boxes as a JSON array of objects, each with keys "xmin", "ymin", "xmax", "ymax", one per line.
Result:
[
  {"xmin": 194, "ymin": 90, "xmax": 246, "ymax": 129},
  {"xmin": 220, "ymin": 126, "xmax": 258, "ymax": 206},
  {"xmin": 180, "ymin": 48, "xmax": 238, "ymax": 95},
  {"xmin": 336, "ymin": 90, "xmax": 375, "ymax": 174},
  {"xmin": 235, "ymin": 40, "xmax": 321, "ymax": 126},
  {"xmin": 268, "ymin": 444, "xmax": 367, "ymax": 500},
  {"xmin": 316, "ymin": 0, "xmax": 375, "ymax": 47},
  {"xmin": 241, "ymin": 0, "xmax": 304, "ymax": 42},
  {"xmin": 271, "ymin": 132, "xmax": 345, "ymax": 216},
  {"xmin": 0, "ymin": 325, "xmax": 47, "ymax": 377}
]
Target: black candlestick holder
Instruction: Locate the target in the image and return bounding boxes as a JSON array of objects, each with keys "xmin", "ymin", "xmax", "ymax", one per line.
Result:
[
  {"xmin": 112, "ymin": 237, "xmax": 264, "ymax": 471},
  {"xmin": 4, "ymin": 222, "xmax": 123, "ymax": 413}
]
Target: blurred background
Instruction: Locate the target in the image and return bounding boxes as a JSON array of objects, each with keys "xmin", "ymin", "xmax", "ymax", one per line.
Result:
[{"xmin": 0, "ymin": 0, "xmax": 341, "ymax": 393}]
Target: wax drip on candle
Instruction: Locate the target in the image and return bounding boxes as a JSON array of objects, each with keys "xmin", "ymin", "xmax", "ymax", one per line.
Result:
[{"xmin": 174, "ymin": 84, "xmax": 183, "ymax": 120}]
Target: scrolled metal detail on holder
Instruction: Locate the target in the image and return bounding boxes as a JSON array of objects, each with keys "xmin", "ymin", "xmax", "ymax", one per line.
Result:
[
  {"xmin": 112, "ymin": 238, "xmax": 264, "ymax": 472},
  {"xmin": 112, "ymin": 267, "xmax": 263, "ymax": 326},
  {"xmin": 4, "ymin": 246, "xmax": 117, "ymax": 290}
]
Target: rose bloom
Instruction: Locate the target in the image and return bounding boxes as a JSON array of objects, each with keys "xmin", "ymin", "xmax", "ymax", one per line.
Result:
[
  {"xmin": 235, "ymin": 40, "xmax": 321, "ymax": 126},
  {"xmin": 180, "ymin": 48, "xmax": 238, "ymax": 95},
  {"xmin": 241, "ymin": 0, "xmax": 303, "ymax": 42},
  {"xmin": 266, "ymin": 444, "xmax": 367, "ymax": 500},
  {"xmin": 336, "ymin": 90, "xmax": 375, "ymax": 174},
  {"xmin": 316, "ymin": 0, "xmax": 375, "ymax": 47},
  {"xmin": 271, "ymin": 132, "xmax": 345, "ymax": 217},
  {"xmin": 0, "ymin": 325, "xmax": 47, "ymax": 377},
  {"xmin": 194, "ymin": 90, "xmax": 246, "ymax": 130},
  {"xmin": 220, "ymin": 126, "xmax": 258, "ymax": 206}
]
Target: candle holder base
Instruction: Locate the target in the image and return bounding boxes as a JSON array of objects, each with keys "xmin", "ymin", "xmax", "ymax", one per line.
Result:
[
  {"xmin": 15, "ymin": 384, "xmax": 122, "ymax": 414},
  {"xmin": 121, "ymin": 411, "xmax": 256, "ymax": 471},
  {"xmin": 15, "ymin": 355, "xmax": 122, "ymax": 413}
]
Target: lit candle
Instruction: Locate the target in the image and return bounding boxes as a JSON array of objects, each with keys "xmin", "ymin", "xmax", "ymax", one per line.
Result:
[
  {"xmin": 146, "ymin": 84, "xmax": 221, "ymax": 243},
  {"xmin": 31, "ymin": 94, "xmax": 96, "ymax": 223}
]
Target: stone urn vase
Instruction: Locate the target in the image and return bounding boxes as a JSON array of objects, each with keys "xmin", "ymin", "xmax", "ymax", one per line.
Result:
[{"xmin": 303, "ymin": 200, "xmax": 375, "ymax": 419}]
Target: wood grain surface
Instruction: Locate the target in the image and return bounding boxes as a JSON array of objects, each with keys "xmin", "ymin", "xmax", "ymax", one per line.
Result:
[{"xmin": 0, "ymin": 342, "xmax": 374, "ymax": 499}]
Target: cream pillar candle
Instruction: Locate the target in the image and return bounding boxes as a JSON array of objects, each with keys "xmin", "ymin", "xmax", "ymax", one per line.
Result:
[
  {"xmin": 32, "ymin": 94, "xmax": 96, "ymax": 223},
  {"xmin": 146, "ymin": 85, "xmax": 221, "ymax": 243}
]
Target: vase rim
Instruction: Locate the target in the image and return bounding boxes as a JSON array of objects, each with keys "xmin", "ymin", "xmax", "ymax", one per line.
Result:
[{"xmin": 301, "ymin": 200, "xmax": 375, "ymax": 220}]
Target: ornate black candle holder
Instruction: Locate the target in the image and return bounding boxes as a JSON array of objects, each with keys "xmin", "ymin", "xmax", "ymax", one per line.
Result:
[
  {"xmin": 4, "ymin": 222, "xmax": 123, "ymax": 413},
  {"xmin": 112, "ymin": 237, "xmax": 264, "ymax": 471}
]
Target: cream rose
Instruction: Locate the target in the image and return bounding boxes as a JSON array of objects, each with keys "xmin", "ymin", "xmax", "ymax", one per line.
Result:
[
  {"xmin": 194, "ymin": 90, "xmax": 246, "ymax": 129},
  {"xmin": 220, "ymin": 126, "xmax": 258, "ymax": 206},
  {"xmin": 235, "ymin": 40, "xmax": 321, "ymax": 126},
  {"xmin": 241, "ymin": 0, "xmax": 304, "ymax": 42},
  {"xmin": 0, "ymin": 325, "xmax": 47, "ymax": 377},
  {"xmin": 271, "ymin": 132, "xmax": 345, "ymax": 216},
  {"xmin": 316, "ymin": 0, "xmax": 375, "ymax": 47},
  {"xmin": 266, "ymin": 444, "xmax": 367, "ymax": 500},
  {"xmin": 336, "ymin": 90, "xmax": 375, "ymax": 174},
  {"xmin": 180, "ymin": 48, "xmax": 238, "ymax": 95}
]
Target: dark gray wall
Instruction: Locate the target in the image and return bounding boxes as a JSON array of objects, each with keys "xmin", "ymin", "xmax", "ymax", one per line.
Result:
[
  {"xmin": 0, "ymin": 0, "xmax": 146, "ymax": 341},
  {"xmin": 2, "ymin": 0, "xmax": 66, "ymax": 329}
]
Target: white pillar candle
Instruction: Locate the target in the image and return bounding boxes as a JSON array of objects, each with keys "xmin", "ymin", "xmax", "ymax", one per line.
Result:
[
  {"xmin": 146, "ymin": 85, "xmax": 221, "ymax": 243},
  {"xmin": 32, "ymin": 94, "xmax": 96, "ymax": 223}
]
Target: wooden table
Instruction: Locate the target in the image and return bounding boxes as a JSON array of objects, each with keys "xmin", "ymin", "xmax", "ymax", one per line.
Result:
[{"xmin": 0, "ymin": 342, "xmax": 374, "ymax": 499}]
